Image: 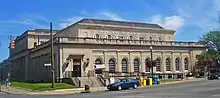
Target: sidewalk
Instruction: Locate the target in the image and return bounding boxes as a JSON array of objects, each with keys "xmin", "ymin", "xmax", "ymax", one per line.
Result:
[
  {"xmin": 159, "ymin": 77, "xmax": 206, "ymax": 85},
  {"xmin": 0, "ymin": 78, "xmax": 206, "ymax": 95},
  {"xmin": 28, "ymin": 87, "xmax": 108, "ymax": 95},
  {"xmin": 1, "ymin": 85, "xmax": 31, "ymax": 94}
]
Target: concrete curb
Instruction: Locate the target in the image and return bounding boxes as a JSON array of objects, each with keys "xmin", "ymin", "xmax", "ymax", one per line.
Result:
[
  {"xmin": 139, "ymin": 78, "xmax": 206, "ymax": 88},
  {"xmin": 27, "ymin": 89, "xmax": 107, "ymax": 95},
  {"xmin": 0, "ymin": 90, "xmax": 11, "ymax": 94},
  {"xmin": 2, "ymin": 78, "xmax": 206, "ymax": 95}
]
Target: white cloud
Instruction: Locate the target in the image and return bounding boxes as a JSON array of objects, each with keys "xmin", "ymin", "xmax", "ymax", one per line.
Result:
[
  {"xmin": 59, "ymin": 17, "xmax": 84, "ymax": 28},
  {"xmin": 164, "ymin": 16, "xmax": 185, "ymax": 30},
  {"xmin": 0, "ymin": 14, "xmax": 49, "ymax": 28},
  {"xmin": 148, "ymin": 14, "xmax": 184, "ymax": 30},
  {"xmin": 99, "ymin": 12, "xmax": 126, "ymax": 21},
  {"xmin": 174, "ymin": 0, "xmax": 220, "ymax": 33}
]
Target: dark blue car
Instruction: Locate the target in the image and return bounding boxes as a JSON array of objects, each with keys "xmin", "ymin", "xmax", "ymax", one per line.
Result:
[{"xmin": 107, "ymin": 78, "xmax": 140, "ymax": 90}]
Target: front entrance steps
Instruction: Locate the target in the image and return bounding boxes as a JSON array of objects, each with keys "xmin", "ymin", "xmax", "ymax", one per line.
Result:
[{"xmin": 67, "ymin": 77, "xmax": 105, "ymax": 87}]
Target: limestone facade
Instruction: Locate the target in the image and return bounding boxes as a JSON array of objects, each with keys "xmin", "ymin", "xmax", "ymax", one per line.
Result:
[{"xmin": 2, "ymin": 19, "xmax": 205, "ymax": 82}]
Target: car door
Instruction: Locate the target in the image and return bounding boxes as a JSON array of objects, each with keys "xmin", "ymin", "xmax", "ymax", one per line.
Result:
[
  {"xmin": 126, "ymin": 79, "xmax": 134, "ymax": 88},
  {"xmin": 121, "ymin": 79, "xmax": 129, "ymax": 89}
]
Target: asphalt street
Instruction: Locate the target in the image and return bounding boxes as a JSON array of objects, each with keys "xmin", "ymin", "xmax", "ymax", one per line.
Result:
[{"xmin": 1, "ymin": 79, "xmax": 220, "ymax": 98}]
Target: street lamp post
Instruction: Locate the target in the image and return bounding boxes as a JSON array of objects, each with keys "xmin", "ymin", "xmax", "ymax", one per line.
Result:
[
  {"xmin": 50, "ymin": 22, "xmax": 55, "ymax": 88},
  {"xmin": 150, "ymin": 46, "xmax": 153, "ymax": 78}
]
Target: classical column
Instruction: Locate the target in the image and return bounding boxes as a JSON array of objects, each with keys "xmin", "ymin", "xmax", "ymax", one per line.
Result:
[
  {"xmin": 129, "ymin": 51, "xmax": 133, "ymax": 72},
  {"xmin": 171, "ymin": 52, "xmax": 175, "ymax": 73},
  {"xmin": 103, "ymin": 51, "xmax": 109, "ymax": 85},
  {"xmin": 140, "ymin": 51, "xmax": 145, "ymax": 72},
  {"xmin": 189, "ymin": 50, "xmax": 194, "ymax": 71},
  {"xmin": 180, "ymin": 52, "xmax": 184, "ymax": 72},
  {"xmin": 161, "ymin": 52, "xmax": 165, "ymax": 73},
  {"xmin": 103, "ymin": 51, "xmax": 108, "ymax": 71},
  {"xmin": 151, "ymin": 50, "xmax": 155, "ymax": 73},
  {"xmin": 116, "ymin": 51, "xmax": 121, "ymax": 72}
]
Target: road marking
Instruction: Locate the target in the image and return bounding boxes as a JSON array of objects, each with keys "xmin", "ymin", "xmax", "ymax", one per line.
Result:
[
  {"xmin": 213, "ymin": 95, "xmax": 220, "ymax": 96},
  {"xmin": 118, "ymin": 95, "xmax": 146, "ymax": 98}
]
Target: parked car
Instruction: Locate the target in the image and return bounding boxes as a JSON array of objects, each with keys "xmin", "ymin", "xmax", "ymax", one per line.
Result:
[
  {"xmin": 107, "ymin": 78, "xmax": 140, "ymax": 91},
  {"xmin": 208, "ymin": 72, "xmax": 220, "ymax": 80}
]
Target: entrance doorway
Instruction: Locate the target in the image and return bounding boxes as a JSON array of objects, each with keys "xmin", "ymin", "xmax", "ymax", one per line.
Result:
[{"xmin": 72, "ymin": 59, "xmax": 81, "ymax": 77}]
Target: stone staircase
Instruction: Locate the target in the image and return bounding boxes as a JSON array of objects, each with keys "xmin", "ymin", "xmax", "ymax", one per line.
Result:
[{"xmin": 70, "ymin": 77, "xmax": 104, "ymax": 87}]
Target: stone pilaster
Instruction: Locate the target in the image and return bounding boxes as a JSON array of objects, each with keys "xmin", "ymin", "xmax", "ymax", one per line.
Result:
[
  {"xmin": 151, "ymin": 51, "xmax": 155, "ymax": 73},
  {"xmin": 161, "ymin": 52, "xmax": 165, "ymax": 73},
  {"xmin": 171, "ymin": 52, "xmax": 175, "ymax": 72},
  {"xmin": 116, "ymin": 51, "xmax": 121, "ymax": 72},
  {"xmin": 129, "ymin": 51, "xmax": 133, "ymax": 72},
  {"xmin": 180, "ymin": 52, "xmax": 184, "ymax": 72},
  {"xmin": 140, "ymin": 51, "xmax": 145, "ymax": 72},
  {"xmin": 103, "ymin": 51, "xmax": 108, "ymax": 71},
  {"xmin": 189, "ymin": 50, "xmax": 194, "ymax": 72}
]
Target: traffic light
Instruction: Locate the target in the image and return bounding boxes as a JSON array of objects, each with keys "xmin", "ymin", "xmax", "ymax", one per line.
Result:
[{"xmin": 10, "ymin": 40, "xmax": 15, "ymax": 49}]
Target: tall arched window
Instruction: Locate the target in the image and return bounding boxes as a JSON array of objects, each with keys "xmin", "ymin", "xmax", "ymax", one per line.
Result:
[
  {"xmin": 95, "ymin": 58, "xmax": 103, "ymax": 65},
  {"xmin": 121, "ymin": 58, "xmax": 128, "ymax": 73},
  {"xmin": 94, "ymin": 58, "xmax": 103, "ymax": 74},
  {"xmin": 145, "ymin": 58, "xmax": 150, "ymax": 72},
  {"xmin": 109, "ymin": 58, "xmax": 116, "ymax": 73},
  {"xmin": 184, "ymin": 58, "xmax": 189, "ymax": 70},
  {"xmin": 166, "ymin": 58, "xmax": 171, "ymax": 71},
  {"xmin": 156, "ymin": 58, "xmax": 161, "ymax": 72},
  {"xmin": 175, "ymin": 58, "xmax": 180, "ymax": 71},
  {"xmin": 134, "ymin": 58, "xmax": 140, "ymax": 72}
]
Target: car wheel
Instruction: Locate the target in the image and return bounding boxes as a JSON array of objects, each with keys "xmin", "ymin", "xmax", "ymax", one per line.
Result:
[
  {"xmin": 133, "ymin": 84, "xmax": 137, "ymax": 89},
  {"xmin": 118, "ymin": 86, "xmax": 122, "ymax": 90}
]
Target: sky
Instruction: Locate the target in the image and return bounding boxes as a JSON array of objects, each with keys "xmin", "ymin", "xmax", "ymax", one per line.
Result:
[{"xmin": 0, "ymin": 0, "xmax": 220, "ymax": 61}]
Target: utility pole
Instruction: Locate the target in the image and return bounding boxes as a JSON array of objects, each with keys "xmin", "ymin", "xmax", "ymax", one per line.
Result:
[{"xmin": 50, "ymin": 22, "xmax": 55, "ymax": 88}]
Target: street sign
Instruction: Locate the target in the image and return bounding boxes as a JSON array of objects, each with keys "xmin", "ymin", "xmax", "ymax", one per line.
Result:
[
  {"xmin": 94, "ymin": 64, "xmax": 105, "ymax": 69},
  {"xmin": 44, "ymin": 63, "xmax": 51, "ymax": 66}
]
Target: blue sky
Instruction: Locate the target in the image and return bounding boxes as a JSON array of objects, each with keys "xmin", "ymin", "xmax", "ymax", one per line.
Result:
[{"xmin": 0, "ymin": 0, "xmax": 220, "ymax": 61}]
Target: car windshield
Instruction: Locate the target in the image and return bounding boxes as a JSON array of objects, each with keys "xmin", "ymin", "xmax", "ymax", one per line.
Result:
[{"xmin": 118, "ymin": 79, "xmax": 126, "ymax": 82}]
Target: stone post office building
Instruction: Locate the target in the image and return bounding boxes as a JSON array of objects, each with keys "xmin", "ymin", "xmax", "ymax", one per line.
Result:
[{"xmin": 6, "ymin": 18, "xmax": 205, "ymax": 84}]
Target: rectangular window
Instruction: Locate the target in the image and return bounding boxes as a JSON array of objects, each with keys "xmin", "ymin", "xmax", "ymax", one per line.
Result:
[
  {"xmin": 118, "ymin": 36, "xmax": 123, "ymax": 42},
  {"xmin": 139, "ymin": 37, "xmax": 144, "ymax": 40},
  {"xmin": 129, "ymin": 36, "xmax": 133, "ymax": 40}
]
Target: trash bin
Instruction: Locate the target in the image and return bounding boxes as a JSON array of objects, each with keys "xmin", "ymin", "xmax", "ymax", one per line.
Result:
[
  {"xmin": 149, "ymin": 78, "xmax": 153, "ymax": 86},
  {"xmin": 85, "ymin": 85, "xmax": 90, "ymax": 91},
  {"xmin": 153, "ymin": 77, "xmax": 158, "ymax": 85},
  {"xmin": 143, "ymin": 79, "xmax": 146, "ymax": 86},
  {"xmin": 146, "ymin": 78, "xmax": 150, "ymax": 85},
  {"xmin": 140, "ymin": 77, "xmax": 144, "ymax": 87}
]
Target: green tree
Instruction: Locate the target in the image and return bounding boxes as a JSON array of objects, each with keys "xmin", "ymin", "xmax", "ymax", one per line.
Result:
[
  {"xmin": 193, "ymin": 31, "xmax": 220, "ymax": 74},
  {"xmin": 199, "ymin": 31, "xmax": 220, "ymax": 59}
]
